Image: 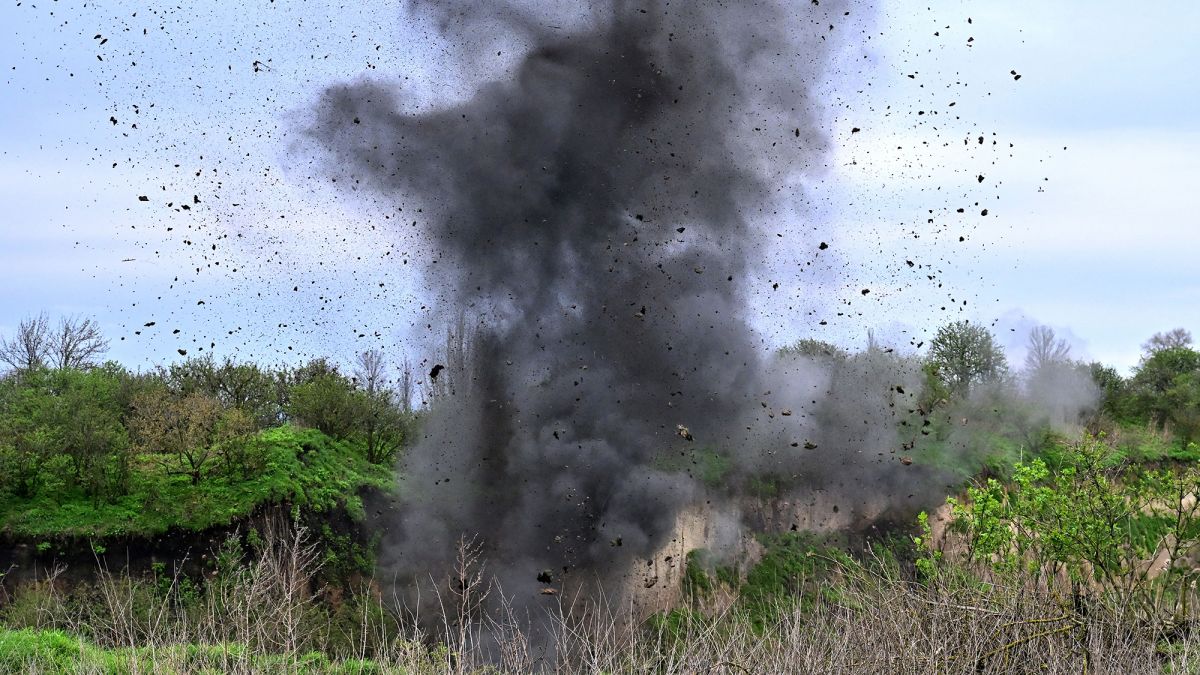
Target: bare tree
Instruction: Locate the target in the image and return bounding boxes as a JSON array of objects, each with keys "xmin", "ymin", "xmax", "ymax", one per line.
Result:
[
  {"xmin": 398, "ymin": 357, "xmax": 414, "ymax": 413},
  {"xmin": 1024, "ymin": 325, "xmax": 1072, "ymax": 373},
  {"xmin": 431, "ymin": 314, "xmax": 473, "ymax": 401},
  {"xmin": 1142, "ymin": 328, "xmax": 1193, "ymax": 357},
  {"xmin": 0, "ymin": 313, "xmax": 50, "ymax": 372},
  {"xmin": 354, "ymin": 349, "xmax": 387, "ymax": 395},
  {"xmin": 48, "ymin": 315, "xmax": 108, "ymax": 369}
]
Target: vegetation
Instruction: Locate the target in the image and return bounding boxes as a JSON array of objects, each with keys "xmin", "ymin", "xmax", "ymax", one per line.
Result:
[
  {"xmin": 0, "ymin": 629, "xmax": 379, "ymax": 675},
  {"xmin": 926, "ymin": 319, "xmax": 1009, "ymax": 397},
  {"xmin": 4, "ymin": 523, "xmax": 1200, "ymax": 674},
  {"xmin": 0, "ymin": 319, "xmax": 414, "ymax": 542},
  {"xmin": 1, "ymin": 313, "xmax": 1198, "ymax": 671},
  {"xmin": 0, "ymin": 426, "xmax": 391, "ymax": 539}
]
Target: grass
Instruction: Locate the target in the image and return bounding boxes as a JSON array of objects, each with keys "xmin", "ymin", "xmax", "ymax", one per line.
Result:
[
  {"xmin": 0, "ymin": 628, "xmax": 381, "ymax": 674},
  {"xmin": 652, "ymin": 446, "xmax": 732, "ymax": 489},
  {"xmin": 0, "ymin": 426, "xmax": 394, "ymax": 539},
  {"xmin": 5, "ymin": 515, "xmax": 1200, "ymax": 673}
]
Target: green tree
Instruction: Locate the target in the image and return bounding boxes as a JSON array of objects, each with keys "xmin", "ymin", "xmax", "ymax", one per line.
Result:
[
  {"xmin": 926, "ymin": 320, "xmax": 1008, "ymax": 398},
  {"xmin": 949, "ymin": 435, "xmax": 1200, "ymax": 623},
  {"xmin": 286, "ymin": 373, "xmax": 359, "ymax": 439},
  {"xmin": 1164, "ymin": 372, "xmax": 1200, "ymax": 451},
  {"xmin": 0, "ymin": 367, "xmax": 128, "ymax": 500},
  {"xmin": 129, "ymin": 391, "xmax": 243, "ymax": 485},
  {"xmin": 164, "ymin": 356, "xmax": 281, "ymax": 428},
  {"xmin": 1130, "ymin": 346, "xmax": 1200, "ymax": 430},
  {"xmin": 1089, "ymin": 362, "xmax": 1130, "ymax": 424},
  {"xmin": 777, "ymin": 338, "xmax": 849, "ymax": 362}
]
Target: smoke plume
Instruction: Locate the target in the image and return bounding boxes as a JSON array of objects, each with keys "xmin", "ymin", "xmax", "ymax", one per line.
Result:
[{"xmin": 305, "ymin": 0, "xmax": 882, "ymax": 607}]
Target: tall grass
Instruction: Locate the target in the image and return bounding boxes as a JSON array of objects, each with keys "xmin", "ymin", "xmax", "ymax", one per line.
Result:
[{"xmin": 3, "ymin": 524, "xmax": 1198, "ymax": 673}]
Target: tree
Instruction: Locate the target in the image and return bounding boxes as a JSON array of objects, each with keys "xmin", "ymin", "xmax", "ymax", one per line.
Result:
[
  {"xmin": 398, "ymin": 358, "xmax": 414, "ymax": 413},
  {"xmin": 926, "ymin": 320, "xmax": 1008, "ymax": 397},
  {"xmin": 354, "ymin": 349, "xmax": 406, "ymax": 463},
  {"xmin": 778, "ymin": 338, "xmax": 849, "ymax": 362},
  {"xmin": 164, "ymin": 356, "xmax": 280, "ymax": 427},
  {"xmin": 1089, "ymin": 362, "xmax": 1131, "ymax": 425},
  {"xmin": 1164, "ymin": 372, "xmax": 1200, "ymax": 451},
  {"xmin": 47, "ymin": 315, "xmax": 109, "ymax": 370},
  {"xmin": 1022, "ymin": 327, "xmax": 1092, "ymax": 428},
  {"xmin": 1024, "ymin": 326, "xmax": 1071, "ymax": 373},
  {"xmin": 949, "ymin": 435, "xmax": 1200, "ymax": 625},
  {"xmin": 286, "ymin": 373, "xmax": 359, "ymax": 438},
  {"xmin": 0, "ymin": 313, "xmax": 109, "ymax": 373},
  {"xmin": 0, "ymin": 366, "xmax": 128, "ymax": 500},
  {"xmin": 130, "ymin": 391, "xmax": 237, "ymax": 485},
  {"xmin": 1142, "ymin": 328, "xmax": 1193, "ymax": 356},
  {"xmin": 0, "ymin": 313, "xmax": 50, "ymax": 373},
  {"xmin": 355, "ymin": 349, "xmax": 386, "ymax": 395},
  {"xmin": 1131, "ymin": 346, "xmax": 1200, "ymax": 430}
]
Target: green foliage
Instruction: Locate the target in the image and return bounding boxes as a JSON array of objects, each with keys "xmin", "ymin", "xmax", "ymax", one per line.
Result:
[
  {"xmin": 1164, "ymin": 371, "xmax": 1200, "ymax": 450},
  {"xmin": 948, "ymin": 434, "xmax": 1200, "ymax": 621},
  {"xmin": 0, "ymin": 426, "xmax": 393, "ymax": 539},
  {"xmin": 681, "ymin": 549, "xmax": 717, "ymax": 601},
  {"xmin": 1131, "ymin": 346, "xmax": 1200, "ymax": 430},
  {"xmin": 653, "ymin": 447, "xmax": 732, "ymax": 489},
  {"xmin": 926, "ymin": 320, "xmax": 1008, "ymax": 398},
  {"xmin": 163, "ymin": 355, "xmax": 285, "ymax": 429},
  {"xmin": 1090, "ymin": 361, "xmax": 1134, "ymax": 424},
  {"xmin": 644, "ymin": 607, "xmax": 709, "ymax": 646},
  {"xmin": 287, "ymin": 373, "xmax": 411, "ymax": 465},
  {"xmin": 287, "ymin": 374, "xmax": 362, "ymax": 439},
  {"xmin": 912, "ymin": 511, "xmax": 943, "ymax": 581},
  {"xmin": 0, "ymin": 367, "xmax": 130, "ymax": 500},
  {"xmin": 320, "ymin": 523, "xmax": 379, "ymax": 578},
  {"xmin": 739, "ymin": 533, "xmax": 850, "ymax": 630},
  {"xmin": 0, "ymin": 628, "xmax": 382, "ymax": 674},
  {"xmin": 777, "ymin": 338, "xmax": 849, "ymax": 361}
]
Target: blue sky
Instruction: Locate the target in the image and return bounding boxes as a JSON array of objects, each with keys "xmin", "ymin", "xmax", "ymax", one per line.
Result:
[{"xmin": 1, "ymin": 0, "xmax": 1197, "ymax": 375}]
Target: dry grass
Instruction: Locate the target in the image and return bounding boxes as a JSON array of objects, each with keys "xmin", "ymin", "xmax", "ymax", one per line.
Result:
[{"xmin": 3, "ymin": 527, "xmax": 1199, "ymax": 673}]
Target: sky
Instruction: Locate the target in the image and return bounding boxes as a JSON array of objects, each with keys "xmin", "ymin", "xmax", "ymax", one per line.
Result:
[{"xmin": 1, "ymin": 0, "xmax": 1197, "ymax": 375}]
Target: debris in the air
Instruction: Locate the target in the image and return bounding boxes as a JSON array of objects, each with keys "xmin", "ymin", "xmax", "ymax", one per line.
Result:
[
  {"xmin": 677, "ymin": 425, "xmax": 694, "ymax": 442},
  {"xmin": 539, "ymin": 588, "xmax": 558, "ymax": 596},
  {"xmin": 177, "ymin": 349, "xmax": 187, "ymax": 356},
  {"xmin": 804, "ymin": 441, "xmax": 818, "ymax": 450},
  {"xmin": 429, "ymin": 364, "xmax": 445, "ymax": 380},
  {"xmin": 537, "ymin": 570, "xmax": 554, "ymax": 583},
  {"xmin": 137, "ymin": 195, "xmax": 149, "ymax": 201},
  {"xmin": 900, "ymin": 456, "xmax": 914, "ymax": 465}
]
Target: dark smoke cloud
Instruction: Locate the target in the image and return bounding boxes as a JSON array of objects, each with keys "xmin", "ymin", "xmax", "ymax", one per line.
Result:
[{"xmin": 304, "ymin": 0, "xmax": 875, "ymax": 607}]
